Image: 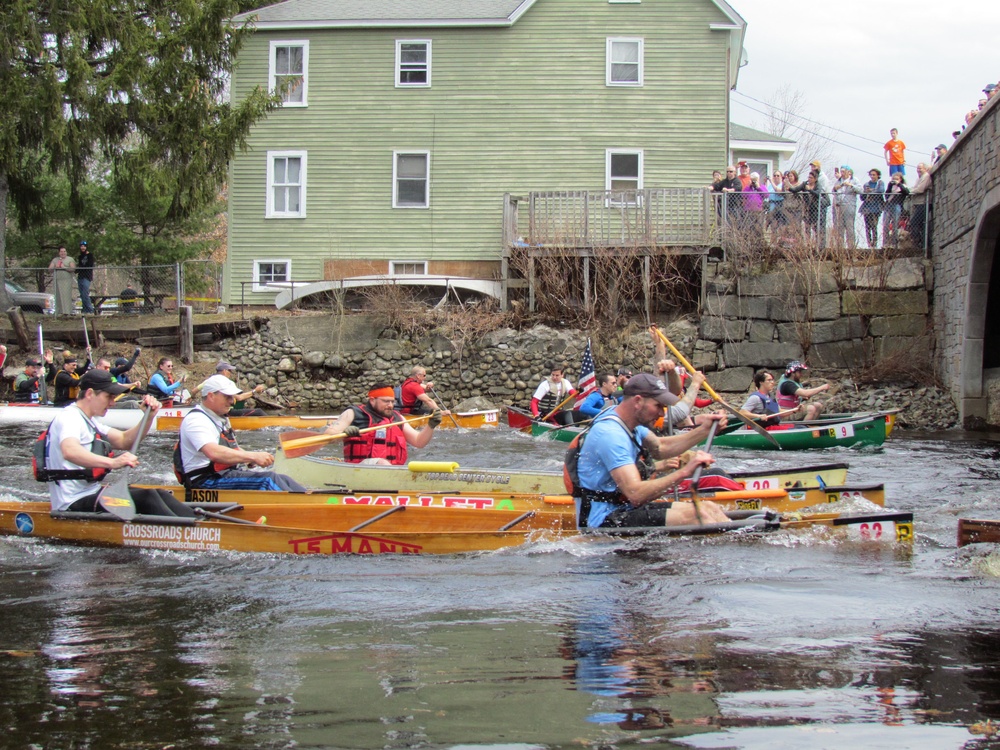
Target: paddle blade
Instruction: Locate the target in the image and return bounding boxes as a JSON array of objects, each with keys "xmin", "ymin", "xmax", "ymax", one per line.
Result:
[
  {"xmin": 98, "ymin": 476, "xmax": 137, "ymax": 520},
  {"xmin": 280, "ymin": 432, "xmax": 345, "ymax": 459},
  {"xmin": 280, "ymin": 429, "xmax": 325, "ymax": 443}
]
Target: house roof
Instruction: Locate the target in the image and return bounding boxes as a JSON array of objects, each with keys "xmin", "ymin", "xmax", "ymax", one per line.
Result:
[
  {"xmin": 730, "ymin": 122, "xmax": 796, "ymax": 145},
  {"xmin": 234, "ymin": 0, "xmax": 537, "ymax": 28}
]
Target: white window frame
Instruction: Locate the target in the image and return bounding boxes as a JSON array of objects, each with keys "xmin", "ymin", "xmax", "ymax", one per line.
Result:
[
  {"xmin": 608, "ymin": 0, "xmax": 641, "ymax": 3},
  {"xmin": 253, "ymin": 259, "xmax": 292, "ymax": 293},
  {"xmin": 606, "ymin": 149, "xmax": 644, "ymax": 205},
  {"xmin": 606, "ymin": 37, "xmax": 643, "ymax": 87},
  {"xmin": 266, "ymin": 150, "xmax": 307, "ymax": 219},
  {"xmin": 389, "ymin": 261, "xmax": 428, "ymax": 276},
  {"xmin": 268, "ymin": 40, "xmax": 309, "ymax": 107},
  {"xmin": 392, "ymin": 151, "xmax": 430, "ymax": 209},
  {"xmin": 395, "ymin": 40, "xmax": 432, "ymax": 88}
]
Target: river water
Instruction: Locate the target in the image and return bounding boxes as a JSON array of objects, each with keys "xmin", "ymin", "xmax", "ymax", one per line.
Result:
[{"xmin": 2, "ymin": 422, "xmax": 1000, "ymax": 749}]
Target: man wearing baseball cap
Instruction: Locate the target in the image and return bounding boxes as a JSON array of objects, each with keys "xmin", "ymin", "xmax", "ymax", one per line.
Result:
[
  {"xmin": 572, "ymin": 373, "xmax": 730, "ymax": 529},
  {"xmin": 212, "ymin": 361, "xmax": 267, "ymax": 417},
  {"xmin": 776, "ymin": 361, "xmax": 829, "ymax": 420},
  {"xmin": 42, "ymin": 369, "xmax": 161, "ymax": 512},
  {"xmin": 13, "ymin": 352, "xmax": 52, "ymax": 403},
  {"xmin": 174, "ymin": 375, "xmax": 306, "ymax": 491}
]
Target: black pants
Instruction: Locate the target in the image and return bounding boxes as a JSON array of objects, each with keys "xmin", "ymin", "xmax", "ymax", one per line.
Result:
[{"xmin": 601, "ymin": 501, "xmax": 674, "ymax": 528}]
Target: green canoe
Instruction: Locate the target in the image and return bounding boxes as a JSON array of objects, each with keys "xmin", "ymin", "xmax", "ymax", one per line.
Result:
[{"xmin": 711, "ymin": 413, "xmax": 889, "ymax": 451}]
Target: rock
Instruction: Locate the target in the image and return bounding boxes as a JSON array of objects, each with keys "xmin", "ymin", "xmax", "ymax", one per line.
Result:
[{"xmin": 277, "ymin": 357, "xmax": 297, "ymax": 373}]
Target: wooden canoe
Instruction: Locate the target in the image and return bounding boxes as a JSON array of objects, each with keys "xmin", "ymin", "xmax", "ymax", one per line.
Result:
[
  {"xmin": 269, "ymin": 453, "xmax": 851, "ymax": 495},
  {"xmin": 957, "ymin": 518, "xmax": 1000, "ymax": 546},
  {"xmin": 710, "ymin": 413, "xmax": 889, "ymax": 451},
  {"xmin": 133, "ymin": 482, "xmax": 885, "ymax": 516},
  {"xmin": 153, "ymin": 408, "xmax": 502, "ymax": 432},
  {"xmin": 0, "ymin": 501, "xmax": 913, "ymax": 556}
]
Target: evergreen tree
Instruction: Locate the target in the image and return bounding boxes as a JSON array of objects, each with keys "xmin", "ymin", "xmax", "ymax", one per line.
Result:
[{"xmin": 0, "ymin": 0, "xmax": 279, "ymax": 306}]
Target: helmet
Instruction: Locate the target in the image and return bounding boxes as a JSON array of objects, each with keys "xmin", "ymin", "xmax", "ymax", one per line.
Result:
[{"xmin": 785, "ymin": 361, "xmax": 808, "ymax": 376}]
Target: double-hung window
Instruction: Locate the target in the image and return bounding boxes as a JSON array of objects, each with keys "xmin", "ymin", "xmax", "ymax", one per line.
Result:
[
  {"xmin": 269, "ymin": 41, "xmax": 309, "ymax": 106},
  {"xmin": 396, "ymin": 40, "xmax": 431, "ymax": 87},
  {"xmin": 393, "ymin": 152, "xmax": 430, "ymax": 208},
  {"xmin": 267, "ymin": 151, "xmax": 307, "ymax": 218},
  {"xmin": 253, "ymin": 260, "xmax": 291, "ymax": 293},
  {"xmin": 606, "ymin": 150, "xmax": 643, "ymax": 205},
  {"xmin": 606, "ymin": 38, "xmax": 643, "ymax": 86}
]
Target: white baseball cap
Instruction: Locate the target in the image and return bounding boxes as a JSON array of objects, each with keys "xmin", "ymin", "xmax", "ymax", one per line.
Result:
[{"xmin": 201, "ymin": 374, "xmax": 242, "ymax": 397}]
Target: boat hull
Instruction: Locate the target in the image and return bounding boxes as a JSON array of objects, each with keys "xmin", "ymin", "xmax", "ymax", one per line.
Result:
[
  {"xmin": 155, "ymin": 409, "xmax": 501, "ymax": 432},
  {"xmin": 957, "ymin": 518, "xmax": 1000, "ymax": 546},
  {"xmin": 711, "ymin": 415, "xmax": 888, "ymax": 451},
  {"xmin": 270, "ymin": 453, "xmax": 850, "ymax": 495}
]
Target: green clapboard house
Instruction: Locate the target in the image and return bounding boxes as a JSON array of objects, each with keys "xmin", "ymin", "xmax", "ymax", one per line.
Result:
[{"xmin": 227, "ymin": 0, "xmax": 746, "ymax": 308}]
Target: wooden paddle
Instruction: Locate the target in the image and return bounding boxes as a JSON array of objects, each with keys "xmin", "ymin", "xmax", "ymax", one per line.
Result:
[
  {"xmin": 650, "ymin": 326, "xmax": 780, "ymax": 449},
  {"xmin": 279, "ymin": 416, "xmax": 426, "ymax": 459},
  {"xmin": 428, "ymin": 385, "xmax": 460, "ymax": 428},
  {"xmin": 97, "ymin": 404, "xmax": 155, "ymax": 520},
  {"xmin": 541, "ymin": 390, "xmax": 577, "ymax": 423}
]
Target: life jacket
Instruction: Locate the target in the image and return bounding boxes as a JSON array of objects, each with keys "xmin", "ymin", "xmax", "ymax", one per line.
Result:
[
  {"xmin": 537, "ymin": 378, "xmax": 570, "ymax": 416},
  {"xmin": 397, "ymin": 377, "xmax": 425, "ymax": 415},
  {"xmin": 343, "ymin": 404, "xmax": 408, "ymax": 465},
  {"xmin": 146, "ymin": 372, "xmax": 177, "ymax": 406},
  {"xmin": 33, "ymin": 415, "xmax": 113, "ymax": 483},
  {"xmin": 53, "ymin": 370, "xmax": 81, "ymax": 405},
  {"xmin": 172, "ymin": 407, "xmax": 240, "ymax": 487},
  {"xmin": 13, "ymin": 372, "xmax": 40, "ymax": 403},
  {"xmin": 749, "ymin": 390, "xmax": 780, "ymax": 415},
  {"xmin": 775, "ymin": 376, "xmax": 801, "ymax": 410}
]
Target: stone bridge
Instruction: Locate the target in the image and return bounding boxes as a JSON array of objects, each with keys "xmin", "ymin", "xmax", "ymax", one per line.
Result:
[{"xmin": 931, "ymin": 94, "xmax": 1000, "ymax": 428}]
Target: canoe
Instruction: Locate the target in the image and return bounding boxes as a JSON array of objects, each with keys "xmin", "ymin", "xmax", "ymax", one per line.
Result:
[
  {"xmin": 135, "ymin": 482, "xmax": 884, "ymax": 516},
  {"xmin": 154, "ymin": 408, "xmax": 502, "ymax": 432},
  {"xmin": 269, "ymin": 452, "xmax": 850, "ymax": 495},
  {"xmin": 711, "ymin": 413, "xmax": 889, "ymax": 451},
  {"xmin": 787, "ymin": 410, "xmax": 900, "ymax": 437},
  {"xmin": 0, "ymin": 500, "xmax": 913, "ymax": 556},
  {"xmin": 957, "ymin": 518, "xmax": 1000, "ymax": 546},
  {"xmin": 506, "ymin": 406, "xmax": 536, "ymax": 432},
  {"xmin": 0, "ymin": 402, "xmax": 190, "ymax": 431}
]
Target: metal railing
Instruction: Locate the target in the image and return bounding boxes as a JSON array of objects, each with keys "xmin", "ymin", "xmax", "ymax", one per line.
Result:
[{"xmin": 6, "ymin": 261, "xmax": 223, "ymax": 316}]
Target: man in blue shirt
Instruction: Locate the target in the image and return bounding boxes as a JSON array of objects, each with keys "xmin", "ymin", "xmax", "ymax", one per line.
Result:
[
  {"xmin": 575, "ymin": 373, "xmax": 730, "ymax": 529},
  {"xmin": 578, "ymin": 373, "xmax": 618, "ymax": 418}
]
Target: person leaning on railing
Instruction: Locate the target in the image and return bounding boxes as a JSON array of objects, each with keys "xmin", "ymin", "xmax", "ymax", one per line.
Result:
[{"xmin": 909, "ymin": 163, "xmax": 932, "ymax": 249}]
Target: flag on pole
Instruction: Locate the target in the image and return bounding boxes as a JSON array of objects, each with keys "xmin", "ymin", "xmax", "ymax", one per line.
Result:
[{"xmin": 574, "ymin": 339, "xmax": 596, "ymax": 406}]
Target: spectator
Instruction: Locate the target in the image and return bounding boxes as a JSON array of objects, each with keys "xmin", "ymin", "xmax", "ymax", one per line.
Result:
[
  {"xmin": 860, "ymin": 169, "xmax": 886, "ymax": 249},
  {"xmin": 48, "ymin": 245, "xmax": 76, "ymax": 315},
  {"xmin": 884, "ymin": 128, "xmax": 907, "ymax": 176},
  {"xmin": 713, "ymin": 165, "xmax": 742, "ymax": 223},
  {"xmin": 767, "ymin": 170, "xmax": 787, "ymax": 230},
  {"xmin": 909, "ymin": 163, "xmax": 932, "ymax": 248},
  {"xmin": 883, "ymin": 173, "xmax": 909, "ymax": 247},
  {"xmin": 736, "ymin": 161, "xmax": 753, "ymax": 190},
  {"xmin": 932, "ymin": 144, "xmax": 948, "ymax": 164},
  {"xmin": 832, "ymin": 165, "xmax": 860, "ymax": 249},
  {"xmin": 76, "ymin": 241, "xmax": 95, "ymax": 315}
]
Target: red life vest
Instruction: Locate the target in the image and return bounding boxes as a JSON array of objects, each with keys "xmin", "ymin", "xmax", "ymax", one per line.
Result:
[
  {"xmin": 343, "ymin": 405, "xmax": 408, "ymax": 465},
  {"xmin": 397, "ymin": 377, "xmax": 422, "ymax": 415},
  {"xmin": 172, "ymin": 407, "xmax": 240, "ymax": 486},
  {"xmin": 776, "ymin": 376, "xmax": 801, "ymax": 410}
]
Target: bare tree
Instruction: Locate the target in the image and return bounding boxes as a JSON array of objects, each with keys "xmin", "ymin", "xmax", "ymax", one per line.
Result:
[{"xmin": 755, "ymin": 85, "xmax": 836, "ymax": 174}]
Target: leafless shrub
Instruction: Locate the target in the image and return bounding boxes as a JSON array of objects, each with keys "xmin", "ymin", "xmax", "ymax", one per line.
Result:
[{"xmin": 853, "ymin": 346, "xmax": 940, "ymax": 387}]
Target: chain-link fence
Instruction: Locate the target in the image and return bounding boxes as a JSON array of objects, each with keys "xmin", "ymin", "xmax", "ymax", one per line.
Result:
[{"xmin": 6, "ymin": 261, "xmax": 222, "ymax": 316}]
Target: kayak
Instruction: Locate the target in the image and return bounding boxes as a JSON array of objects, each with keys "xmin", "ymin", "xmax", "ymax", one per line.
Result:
[
  {"xmin": 269, "ymin": 453, "xmax": 851, "ymax": 495},
  {"xmin": 137, "ymin": 482, "xmax": 885, "ymax": 516},
  {"xmin": 154, "ymin": 408, "xmax": 502, "ymax": 432},
  {"xmin": 0, "ymin": 500, "xmax": 913, "ymax": 556},
  {"xmin": 711, "ymin": 413, "xmax": 889, "ymax": 451}
]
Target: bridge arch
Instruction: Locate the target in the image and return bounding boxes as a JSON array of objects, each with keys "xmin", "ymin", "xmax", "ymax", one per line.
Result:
[{"xmin": 964, "ymin": 187, "xmax": 1000, "ymax": 425}]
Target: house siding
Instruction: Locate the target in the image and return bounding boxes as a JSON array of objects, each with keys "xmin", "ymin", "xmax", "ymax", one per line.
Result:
[{"xmin": 227, "ymin": 0, "xmax": 736, "ymax": 303}]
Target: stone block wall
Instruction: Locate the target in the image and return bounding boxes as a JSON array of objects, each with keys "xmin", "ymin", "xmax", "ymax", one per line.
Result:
[{"xmin": 697, "ymin": 257, "xmax": 932, "ymax": 373}]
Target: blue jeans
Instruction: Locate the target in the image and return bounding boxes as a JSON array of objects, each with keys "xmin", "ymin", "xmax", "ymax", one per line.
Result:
[
  {"xmin": 888, "ymin": 164, "xmax": 905, "ymax": 176},
  {"xmin": 78, "ymin": 277, "xmax": 93, "ymax": 314},
  {"xmin": 195, "ymin": 469, "xmax": 308, "ymax": 493}
]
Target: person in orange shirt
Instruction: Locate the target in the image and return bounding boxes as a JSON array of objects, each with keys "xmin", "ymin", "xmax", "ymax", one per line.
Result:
[{"xmin": 884, "ymin": 128, "xmax": 906, "ymax": 177}]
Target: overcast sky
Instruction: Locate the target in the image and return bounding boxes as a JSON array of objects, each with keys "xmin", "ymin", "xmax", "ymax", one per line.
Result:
[{"xmin": 730, "ymin": 0, "xmax": 1000, "ymax": 175}]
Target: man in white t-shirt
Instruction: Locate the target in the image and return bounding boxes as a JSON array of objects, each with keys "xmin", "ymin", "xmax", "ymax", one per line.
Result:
[
  {"xmin": 44, "ymin": 369, "xmax": 161, "ymax": 512},
  {"xmin": 175, "ymin": 375, "xmax": 307, "ymax": 492}
]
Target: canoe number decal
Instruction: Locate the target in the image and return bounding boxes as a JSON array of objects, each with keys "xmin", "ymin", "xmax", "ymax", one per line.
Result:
[
  {"xmin": 745, "ymin": 477, "xmax": 779, "ymax": 490},
  {"xmin": 484, "ymin": 412, "xmax": 498, "ymax": 423},
  {"xmin": 121, "ymin": 523, "xmax": 221, "ymax": 551},
  {"xmin": 846, "ymin": 520, "xmax": 911, "ymax": 543},
  {"xmin": 828, "ymin": 423, "xmax": 856, "ymax": 439},
  {"xmin": 14, "ymin": 513, "xmax": 34, "ymax": 535}
]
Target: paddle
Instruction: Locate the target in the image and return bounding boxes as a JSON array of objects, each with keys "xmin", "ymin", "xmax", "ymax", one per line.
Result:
[
  {"xmin": 428, "ymin": 385, "xmax": 460, "ymax": 428},
  {"xmin": 650, "ymin": 326, "xmax": 780, "ymax": 449},
  {"xmin": 97, "ymin": 404, "xmax": 155, "ymax": 520},
  {"xmin": 687, "ymin": 419, "xmax": 720, "ymax": 526},
  {"xmin": 37, "ymin": 324, "xmax": 48, "ymax": 404},
  {"xmin": 279, "ymin": 416, "xmax": 426, "ymax": 459},
  {"xmin": 541, "ymin": 390, "xmax": 577, "ymax": 423}
]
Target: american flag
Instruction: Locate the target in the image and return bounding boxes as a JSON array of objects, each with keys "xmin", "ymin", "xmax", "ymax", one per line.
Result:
[{"xmin": 574, "ymin": 339, "xmax": 596, "ymax": 405}]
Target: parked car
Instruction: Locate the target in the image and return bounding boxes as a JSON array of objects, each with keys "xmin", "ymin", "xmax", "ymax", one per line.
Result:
[{"xmin": 5, "ymin": 280, "xmax": 55, "ymax": 314}]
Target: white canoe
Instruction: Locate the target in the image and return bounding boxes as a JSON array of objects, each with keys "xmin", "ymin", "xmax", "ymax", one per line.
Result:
[{"xmin": 0, "ymin": 403, "xmax": 194, "ymax": 431}]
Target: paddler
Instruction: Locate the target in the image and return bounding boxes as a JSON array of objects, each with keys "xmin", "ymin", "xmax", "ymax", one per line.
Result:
[
  {"xmin": 174, "ymin": 375, "xmax": 307, "ymax": 491},
  {"xmin": 213, "ymin": 361, "xmax": 267, "ymax": 417},
  {"xmin": 38, "ymin": 369, "xmax": 160, "ymax": 512},
  {"xmin": 51, "ymin": 347, "xmax": 93, "ymax": 407},
  {"xmin": 776, "ymin": 361, "xmax": 829, "ymax": 420},
  {"xmin": 573, "ymin": 374, "xmax": 731, "ymax": 529},
  {"xmin": 740, "ymin": 370, "xmax": 781, "ymax": 427},
  {"xmin": 325, "ymin": 383, "xmax": 442, "ymax": 465}
]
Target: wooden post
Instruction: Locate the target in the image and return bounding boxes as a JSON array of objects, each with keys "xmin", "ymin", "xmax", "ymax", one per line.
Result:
[
  {"xmin": 7, "ymin": 307, "xmax": 30, "ymax": 350},
  {"xmin": 179, "ymin": 305, "xmax": 194, "ymax": 363},
  {"xmin": 88, "ymin": 317, "xmax": 103, "ymax": 350}
]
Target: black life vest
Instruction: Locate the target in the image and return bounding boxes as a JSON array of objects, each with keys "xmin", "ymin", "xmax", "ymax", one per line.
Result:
[
  {"xmin": 343, "ymin": 405, "xmax": 408, "ymax": 465},
  {"xmin": 172, "ymin": 407, "xmax": 240, "ymax": 487},
  {"xmin": 33, "ymin": 414, "xmax": 113, "ymax": 483},
  {"xmin": 148, "ymin": 372, "xmax": 177, "ymax": 404}
]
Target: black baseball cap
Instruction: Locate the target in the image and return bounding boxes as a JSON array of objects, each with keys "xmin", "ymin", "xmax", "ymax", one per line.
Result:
[
  {"xmin": 78, "ymin": 369, "xmax": 131, "ymax": 396},
  {"xmin": 622, "ymin": 373, "xmax": 680, "ymax": 406}
]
